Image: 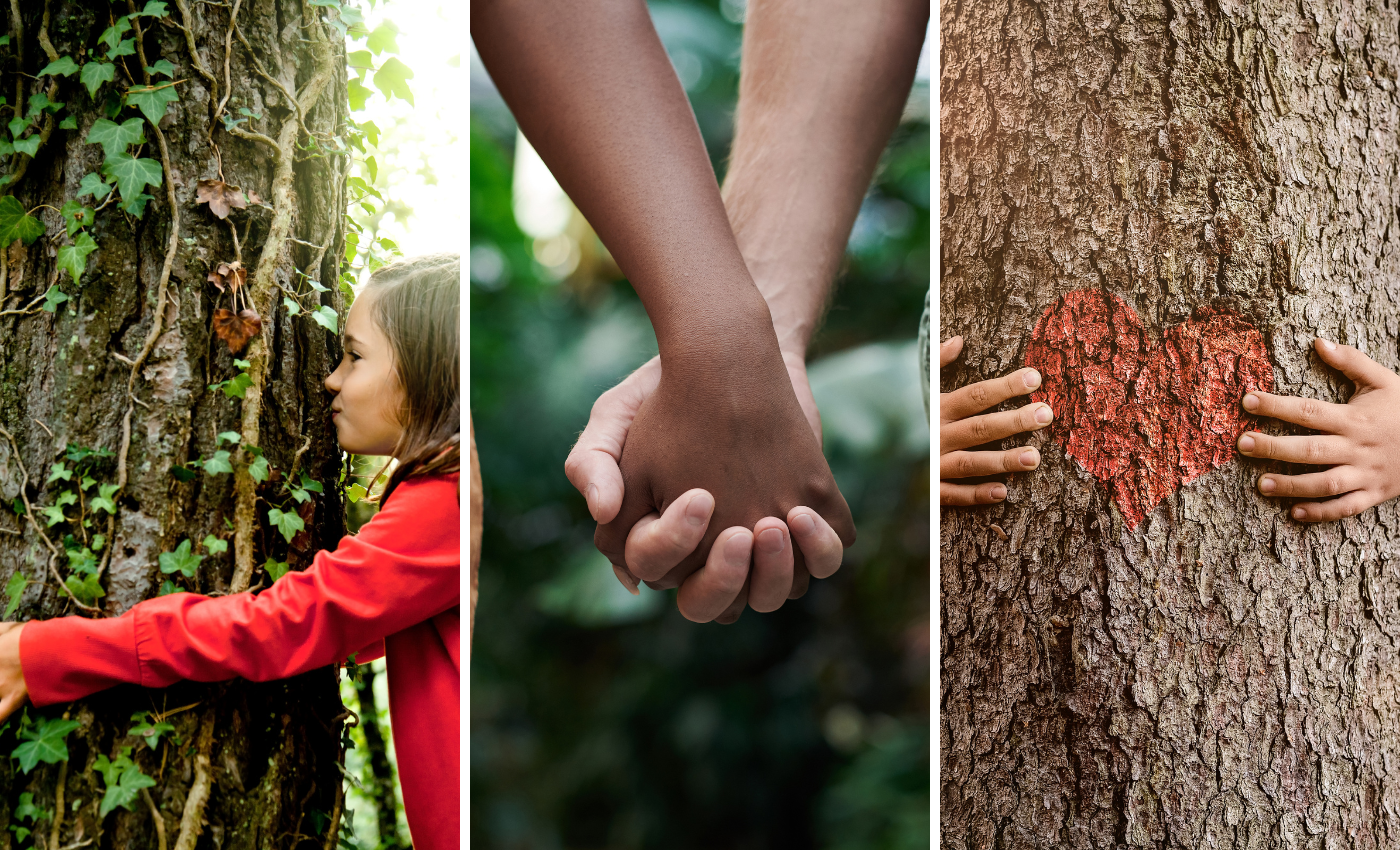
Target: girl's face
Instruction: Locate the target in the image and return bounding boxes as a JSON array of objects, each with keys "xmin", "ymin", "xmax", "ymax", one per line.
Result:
[{"xmin": 324, "ymin": 291, "xmax": 407, "ymax": 457}]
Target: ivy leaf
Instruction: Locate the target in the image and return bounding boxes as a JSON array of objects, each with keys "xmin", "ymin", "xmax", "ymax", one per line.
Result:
[
  {"xmin": 12, "ymin": 716, "xmax": 82, "ymax": 773},
  {"xmin": 170, "ymin": 463, "xmax": 198, "ymax": 482},
  {"xmin": 216, "ymin": 431, "xmax": 241, "ymax": 446},
  {"xmin": 26, "ymin": 92, "xmax": 62, "ymax": 116},
  {"xmin": 157, "ymin": 580, "xmax": 182, "ymax": 596},
  {"xmin": 211, "ymin": 307, "xmax": 263, "ymax": 354},
  {"xmin": 267, "ymin": 508, "xmax": 304, "ymax": 544},
  {"xmin": 202, "ymin": 535, "xmax": 227, "ymax": 555},
  {"xmin": 125, "ymin": 84, "xmax": 180, "ymax": 125},
  {"xmin": 64, "ymin": 572, "xmax": 104, "ymax": 605},
  {"xmin": 86, "ymin": 117, "xmax": 145, "ymax": 159},
  {"xmin": 40, "ymin": 286, "xmax": 69, "ymax": 314},
  {"xmin": 38, "ymin": 57, "xmax": 78, "ymax": 78},
  {"xmin": 90, "ymin": 483, "xmax": 120, "ymax": 514},
  {"xmin": 128, "ymin": 713, "xmax": 175, "ymax": 750},
  {"xmin": 6, "ymin": 116, "xmax": 26, "ymax": 139},
  {"xmin": 11, "ymin": 136, "xmax": 39, "ymax": 157},
  {"xmin": 0, "ymin": 196, "xmax": 45, "ymax": 246},
  {"xmin": 210, "ymin": 371, "xmax": 253, "ymax": 399},
  {"xmin": 118, "ymin": 192, "xmax": 154, "ymax": 217},
  {"xmin": 98, "ymin": 18, "xmax": 133, "ymax": 53},
  {"xmin": 136, "ymin": 1, "xmax": 169, "ymax": 17},
  {"xmin": 283, "ymin": 297, "xmax": 302, "ymax": 316},
  {"xmin": 202, "ymin": 450, "xmax": 233, "ymax": 476},
  {"xmin": 58, "ymin": 115, "xmax": 77, "ymax": 130},
  {"xmin": 247, "ymin": 452, "xmax": 270, "ymax": 484},
  {"xmin": 59, "ymin": 200, "xmax": 94, "ymax": 237},
  {"xmin": 4, "ymin": 571, "xmax": 27, "ymax": 618},
  {"xmin": 80, "ymin": 62, "xmax": 117, "ymax": 98},
  {"xmin": 96, "ymin": 754, "xmax": 156, "ymax": 817},
  {"xmin": 57, "ymin": 232, "xmax": 98, "ymax": 284},
  {"xmin": 158, "ymin": 539, "xmax": 203, "ymax": 577},
  {"xmin": 66, "ymin": 546, "xmax": 97, "ymax": 576},
  {"xmin": 299, "ymin": 473, "xmax": 324, "ymax": 494},
  {"xmin": 144, "ymin": 59, "xmax": 176, "ymax": 78},
  {"xmin": 310, "ymin": 306, "xmax": 338, "ymax": 333},
  {"xmin": 13, "ymin": 792, "xmax": 46, "ymax": 824},
  {"xmin": 77, "ymin": 172, "xmax": 113, "ymax": 202},
  {"xmin": 101, "ymin": 153, "xmax": 163, "ymax": 202},
  {"xmin": 365, "ymin": 21, "xmax": 400, "ymax": 55},
  {"xmin": 106, "ymin": 39, "xmax": 137, "ymax": 60},
  {"xmin": 372, "ymin": 57, "xmax": 414, "ymax": 105},
  {"xmin": 46, "ymin": 462, "xmax": 72, "ymax": 484},
  {"xmin": 195, "ymin": 179, "xmax": 247, "ymax": 220},
  {"xmin": 264, "ymin": 558, "xmax": 289, "ymax": 582},
  {"xmin": 345, "ymin": 483, "xmax": 368, "ymax": 504}
]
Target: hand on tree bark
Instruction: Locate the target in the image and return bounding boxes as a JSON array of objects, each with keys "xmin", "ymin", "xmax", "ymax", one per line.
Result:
[
  {"xmin": 565, "ymin": 351, "xmax": 849, "ymax": 624},
  {"xmin": 1237, "ymin": 337, "xmax": 1400, "ymax": 522},
  {"xmin": 939, "ymin": 336, "xmax": 1055, "ymax": 505},
  {"xmin": 0, "ymin": 623, "xmax": 28, "ymax": 724}
]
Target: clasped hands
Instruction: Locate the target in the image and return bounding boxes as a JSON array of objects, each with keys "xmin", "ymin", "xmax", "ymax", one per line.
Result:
[{"xmin": 565, "ymin": 320, "xmax": 855, "ymax": 624}]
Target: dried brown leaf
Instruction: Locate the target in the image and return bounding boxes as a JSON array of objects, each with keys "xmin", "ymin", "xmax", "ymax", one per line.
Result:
[
  {"xmin": 206, "ymin": 260, "xmax": 247, "ymax": 294},
  {"xmin": 196, "ymin": 179, "xmax": 248, "ymax": 220},
  {"xmin": 211, "ymin": 306, "xmax": 262, "ymax": 353}
]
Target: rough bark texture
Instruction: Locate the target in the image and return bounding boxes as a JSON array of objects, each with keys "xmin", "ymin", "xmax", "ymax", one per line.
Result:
[
  {"xmin": 0, "ymin": 1, "xmax": 348, "ymax": 847},
  {"xmin": 941, "ymin": 0, "xmax": 1400, "ymax": 843}
]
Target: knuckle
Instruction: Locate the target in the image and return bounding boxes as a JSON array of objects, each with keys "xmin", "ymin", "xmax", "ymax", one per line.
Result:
[
  {"xmin": 1324, "ymin": 475, "xmax": 1345, "ymax": 495},
  {"xmin": 970, "ymin": 417, "xmax": 991, "ymax": 442},
  {"xmin": 954, "ymin": 453, "xmax": 979, "ymax": 477},
  {"xmin": 1305, "ymin": 440, "xmax": 1325, "ymax": 462},
  {"xmin": 968, "ymin": 383, "xmax": 991, "ymax": 407},
  {"xmin": 1299, "ymin": 399, "xmax": 1321, "ymax": 423}
]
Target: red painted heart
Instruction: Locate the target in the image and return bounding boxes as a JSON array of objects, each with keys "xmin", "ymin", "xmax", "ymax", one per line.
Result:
[{"xmin": 1024, "ymin": 290, "xmax": 1274, "ymax": 529}]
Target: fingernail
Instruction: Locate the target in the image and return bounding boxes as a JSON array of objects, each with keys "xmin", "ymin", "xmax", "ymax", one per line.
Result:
[
  {"xmin": 1035, "ymin": 405, "xmax": 1053, "ymax": 424},
  {"xmin": 1318, "ymin": 338, "xmax": 1337, "ymax": 351},
  {"xmin": 1259, "ymin": 476, "xmax": 1275, "ymax": 493},
  {"xmin": 791, "ymin": 512, "xmax": 815, "ymax": 536},
  {"xmin": 686, "ymin": 492, "xmax": 713, "ymax": 527},
  {"xmin": 724, "ymin": 532, "xmax": 752, "ymax": 564},
  {"xmin": 1023, "ymin": 369, "xmax": 1042, "ymax": 389},
  {"xmin": 757, "ymin": 528, "xmax": 786, "ymax": 554},
  {"xmin": 1239, "ymin": 434, "xmax": 1255, "ymax": 453},
  {"xmin": 990, "ymin": 484, "xmax": 1007, "ymax": 500},
  {"xmin": 587, "ymin": 484, "xmax": 599, "ymax": 514},
  {"xmin": 1242, "ymin": 394, "xmax": 1260, "ymax": 412},
  {"xmin": 1020, "ymin": 449, "xmax": 1039, "ymax": 468},
  {"xmin": 1293, "ymin": 506, "xmax": 1306, "ymax": 520},
  {"xmin": 612, "ymin": 565, "xmax": 640, "ymax": 596}
]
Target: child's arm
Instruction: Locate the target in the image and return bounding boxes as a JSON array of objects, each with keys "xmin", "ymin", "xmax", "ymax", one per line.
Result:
[
  {"xmin": 0, "ymin": 473, "xmax": 458, "ymax": 719},
  {"xmin": 1237, "ymin": 338, "xmax": 1400, "ymax": 521},
  {"xmin": 940, "ymin": 336, "xmax": 1054, "ymax": 505},
  {"xmin": 472, "ymin": 0, "xmax": 855, "ymax": 595}
]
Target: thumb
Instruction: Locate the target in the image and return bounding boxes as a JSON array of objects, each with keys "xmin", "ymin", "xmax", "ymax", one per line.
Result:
[
  {"xmin": 564, "ymin": 358, "xmax": 662, "ymax": 523},
  {"xmin": 940, "ymin": 336, "xmax": 964, "ymax": 368},
  {"xmin": 1314, "ymin": 337, "xmax": 1399, "ymax": 393}
]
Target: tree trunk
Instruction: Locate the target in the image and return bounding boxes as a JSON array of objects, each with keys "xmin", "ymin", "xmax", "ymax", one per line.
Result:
[
  {"xmin": 941, "ymin": 0, "xmax": 1400, "ymax": 844},
  {"xmin": 354, "ymin": 665, "xmax": 406, "ymax": 849},
  {"xmin": 0, "ymin": 1, "xmax": 349, "ymax": 847}
]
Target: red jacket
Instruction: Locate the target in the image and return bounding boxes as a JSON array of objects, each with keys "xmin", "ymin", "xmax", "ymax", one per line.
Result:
[{"xmin": 20, "ymin": 472, "xmax": 460, "ymax": 850}]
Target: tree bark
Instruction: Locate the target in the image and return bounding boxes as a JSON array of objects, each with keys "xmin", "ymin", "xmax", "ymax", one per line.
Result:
[
  {"xmin": 941, "ymin": 0, "xmax": 1400, "ymax": 844},
  {"xmin": 0, "ymin": 1, "xmax": 348, "ymax": 847}
]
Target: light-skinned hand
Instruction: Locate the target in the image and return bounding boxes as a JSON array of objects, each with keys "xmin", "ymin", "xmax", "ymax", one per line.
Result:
[
  {"xmin": 939, "ymin": 336, "xmax": 1054, "ymax": 505},
  {"xmin": 565, "ymin": 351, "xmax": 847, "ymax": 623},
  {"xmin": 1237, "ymin": 337, "xmax": 1400, "ymax": 522},
  {"xmin": 0, "ymin": 623, "xmax": 27, "ymax": 724}
]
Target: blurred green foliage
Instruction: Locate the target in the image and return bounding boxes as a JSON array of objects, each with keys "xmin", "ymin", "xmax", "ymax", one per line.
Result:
[{"xmin": 470, "ymin": 2, "xmax": 930, "ymax": 847}]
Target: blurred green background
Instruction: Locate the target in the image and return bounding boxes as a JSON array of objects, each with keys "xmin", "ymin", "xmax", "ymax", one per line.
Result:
[{"xmin": 469, "ymin": 2, "xmax": 931, "ymax": 847}]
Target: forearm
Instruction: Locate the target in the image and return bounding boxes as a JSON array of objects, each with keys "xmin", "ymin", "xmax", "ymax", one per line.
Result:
[
  {"xmin": 470, "ymin": 0, "xmax": 774, "ymax": 361},
  {"xmin": 722, "ymin": 0, "xmax": 929, "ymax": 356}
]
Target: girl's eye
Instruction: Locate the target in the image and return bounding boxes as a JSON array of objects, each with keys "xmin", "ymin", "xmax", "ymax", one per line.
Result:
[{"xmin": 350, "ymin": 352, "xmax": 362, "ymax": 362}]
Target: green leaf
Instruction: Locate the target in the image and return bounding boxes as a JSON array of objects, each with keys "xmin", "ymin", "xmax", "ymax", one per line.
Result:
[
  {"xmin": 289, "ymin": 487, "xmax": 310, "ymax": 504},
  {"xmin": 6, "ymin": 116, "xmax": 25, "ymax": 139},
  {"xmin": 4, "ymin": 571, "xmax": 27, "ymax": 618},
  {"xmin": 58, "ymin": 115, "xmax": 77, "ymax": 130},
  {"xmin": 345, "ymin": 483, "xmax": 367, "ymax": 504},
  {"xmin": 264, "ymin": 558, "xmax": 289, "ymax": 582},
  {"xmin": 366, "ymin": 21, "xmax": 400, "ymax": 55},
  {"xmin": 0, "ymin": 196, "xmax": 44, "ymax": 246},
  {"xmin": 202, "ymin": 450, "xmax": 233, "ymax": 476},
  {"xmin": 107, "ymin": 39, "xmax": 137, "ymax": 59},
  {"xmin": 64, "ymin": 572, "xmax": 104, "ymax": 605},
  {"xmin": 125, "ymin": 84, "xmax": 180, "ymax": 125},
  {"xmin": 128, "ymin": 713, "xmax": 175, "ymax": 749},
  {"xmin": 77, "ymin": 172, "xmax": 113, "ymax": 201},
  {"xmin": 267, "ymin": 508, "xmax": 304, "ymax": 543},
  {"xmin": 247, "ymin": 452, "xmax": 270, "ymax": 484},
  {"xmin": 170, "ymin": 463, "xmax": 198, "ymax": 483},
  {"xmin": 283, "ymin": 297, "xmax": 302, "ymax": 316},
  {"xmin": 119, "ymin": 192, "xmax": 154, "ymax": 217},
  {"xmin": 13, "ymin": 792, "xmax": 47, "ymax": 824},
  {"xmin": 57, "ymin": 232, "xmax": 98, "ymax": 284},
  {"xmin": 210, "ymin": 372, "xmax": 253, "ymax": 399},
  {"xmin": 86, "ymin": 117, "xmax": 145, "ymax": 159},
  {"xmin": 216, "ymin": 431, "xmax": 241, "ymax": 445},
  {"xmin": 157, "ymin": 579, "xmax": 181, "ymax": 596},
  {"xmin": 299, "ymin": 473, "xmax": 324, "ymax": 494},
  {"xmin": 201, "ymin": 535, "xmax": 227, "ymax": 555},
  {"xmin": 310, "ymin": 305, "xmax": 338, "ymax": 333},
  {"xmin": 0, "ymin": 35, "xmax": 10, "ymax": 46},
  {"xmin": 136, "ymin": 1, "xmax": 169, "ymax": 17},
  {"xmin": 346, "ymin": 78, "xmax": 372, "ymax": 112},
  {"xmin": 27, "ymin": 92, "xmax": 62, "ymax": 116},
  {"xmin": 38, "ymin": 57, "xmax": 78, "ymax": 78},
  {"xmin": 56, "ymin": 491, "xmax": 77, "ymax": 509},
  {"xmin": 66, "ymin": 546, "xmax": 97, "ymax": 576},
  {"xmin": 79, "ymin": 476, "xmax": 97, "ymax": 491},
  {"xmin": 80, "ymin": 62, "xmax": 117, "ymax": 98},
  {"xmin": 98, "ymin": 18, "xmax": 133, "ymax": 54},
  {"xmin": 158, "ymin": 539, "xmax": 203, "ymax": 577},
  {"xmin": 46, "ymin": 462, "xmax": 72, "ymax": 484},
  {"xmin": 91, "ymin": 483, "xmax": 120, "ymax": 514},
  {"xmin": 12, "ymin": 716, "xmax": 82, "ymax": 773},
  {"xmin": 96, "ymin": 751, "xmax": 156, "ymax": 817},
  {"xmin": 372, "ymin": 57, "xmax": 414, "ymax": 105},
  {"xmin": 60, "ymin": 200, "xmax": 94, "ymax": 237},
  {"xmin": 145, "ymin": 59, "xmax": 176, "ymax": 78},
  {"xmin": 92, "ymin": 533, "xmax": 106, "ymax": 551},
  {"xmin": 40, "ymin": 286, "xmax": 68, "ymax": 313},
  {"xmin": 12, "ymin": 136, "xmax": 40, "ymax": 157},
  {"xmin": 101, "ymin": 152, "xmax": 163, "ymax": 202}
]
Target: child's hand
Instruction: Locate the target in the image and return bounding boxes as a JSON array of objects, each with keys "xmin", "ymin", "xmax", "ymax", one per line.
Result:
[
  {"xmin": 1237, "ymin": 338, "xmax": 1400, "ymax": 522},
  {"xmin": 0, "ymin": 623, "xmax": 27, "ymax": 724},
  {"xmin": 940, "ymin": 336, "xmax": 1054, "ymax": 505}
]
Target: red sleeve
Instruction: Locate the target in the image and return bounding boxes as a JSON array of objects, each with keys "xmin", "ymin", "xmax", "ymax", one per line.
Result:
[{"xmin": 21, "ymin": 473, "xmax": 460, "ymax": 707}]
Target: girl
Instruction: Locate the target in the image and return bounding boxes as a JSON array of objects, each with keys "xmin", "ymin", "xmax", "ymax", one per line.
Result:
[{"xmin": 0, "ymin": 253, "xmax": 461, "ymax": 849}]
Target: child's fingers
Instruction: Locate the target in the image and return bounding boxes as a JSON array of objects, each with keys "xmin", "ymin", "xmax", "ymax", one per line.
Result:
[
  {"xmin": 1314, "ymin": 338, "xmax": 1400, "ymax": 392},
  {"xmin": 941, "ymin": 368, "xmax": 1043, "ymax": 423},
  {"xmin": 675, "ymin": 527, "xmax": 752, "ymax": 623},
  {"xmin": 563, "ymin": 446, "xmax": 625, "ymax": 523},
  {"xmin": 1240, "ymin": 391, "xmax": 1348, "ymax": 433},
  {"xmin": 1237, "ymin": 431, "xmax": 1352, "ymax": 466},
  {"xmin": 940, "ymin": 481, "xmax": 1006, "ymax": 505},
  {"xmin": 748, "ymin": 518, "xmax": 794, "ymax": 613},
  {"xmin": 1289, "ymin": 490, "xmax": 1376, "ymax": 522},
  {"xmin": 941, "ymin": 447, "xmax": 1040, "ymax": 480},
  {"xmin": 941, "ymin": 402, "xmax": 1053, "ymax": 453},
  {"xmin": 787, "ymin": 507, "xmax": 844, "ymax": 579},
  {"xmin": 940, "ymin": 336, "xmax": 964, "ymax": 368},
  {"xmin": 713, "ymin": 577, "xmax": 750, "ymax": 625},
  {"xmin": 623, "ymin": 489, "xmax": 713, "ymax": 581},
  {"xmin": 1256, "ymin": 467, "xmax": 1361, "ymax": 499}
]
